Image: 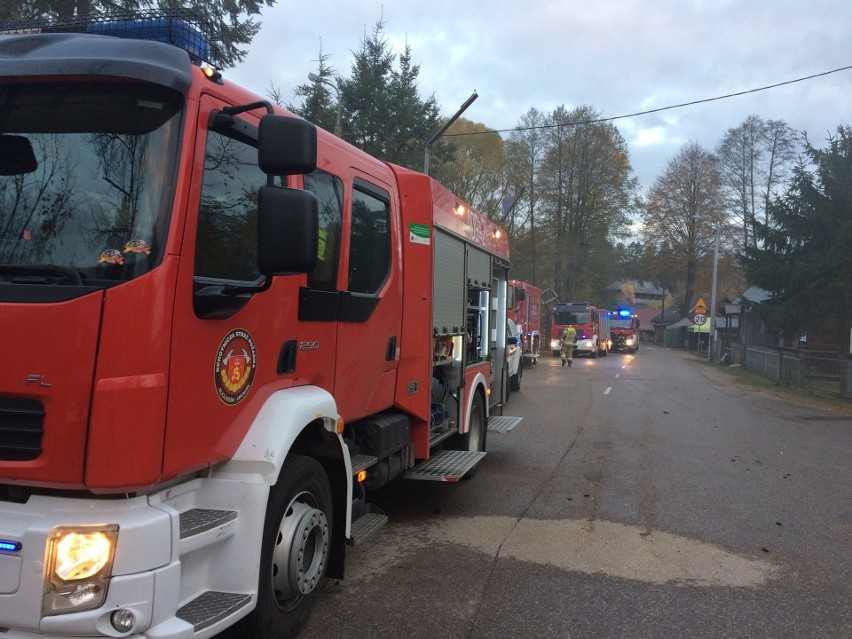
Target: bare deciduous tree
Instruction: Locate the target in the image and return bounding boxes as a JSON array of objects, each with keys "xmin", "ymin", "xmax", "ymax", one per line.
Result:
[
  {"xmin": 716, "ymin": 115, "xmax": 800, "ymax": 251},
  {"xmin": 642, "ymin": 141, "xmax": 726, "ymax": 317}
]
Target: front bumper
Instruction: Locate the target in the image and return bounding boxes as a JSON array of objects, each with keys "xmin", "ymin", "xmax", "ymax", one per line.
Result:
[
  {"xmin": 574, "ymin": 338, "xmax": 595, "ymax": 354},
  {"xmin": 0, "ymin": 493, "xmax": 177, "ymax": 637}
]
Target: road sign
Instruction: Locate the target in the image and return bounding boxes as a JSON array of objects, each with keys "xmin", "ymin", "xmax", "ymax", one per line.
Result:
[
  {"xmin": 693, "ymin": 313, "xmax": 707, "ymax": 325},
  {"xmin": 694, "ymin": 297, "xmax": 707, "ymax": 314}
]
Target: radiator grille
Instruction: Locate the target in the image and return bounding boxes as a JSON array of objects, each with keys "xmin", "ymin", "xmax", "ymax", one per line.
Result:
[{"xmin": 0, "ymin": 398, "xmax": 44, "ymax": 461}]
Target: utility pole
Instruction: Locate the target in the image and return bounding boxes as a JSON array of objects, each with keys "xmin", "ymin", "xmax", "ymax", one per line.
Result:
[
  {"xmin": 708, "ymin": 226, "xmax": 719, "ymax": 361},
  {"xmin": 424, "ymin": 91, "xmax": 478, "ymax": 175}
]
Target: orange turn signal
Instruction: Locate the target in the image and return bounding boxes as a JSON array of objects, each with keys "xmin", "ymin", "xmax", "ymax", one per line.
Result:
[{"xmin": 356, "ymin": 470, "xmax": 367, "ymax": 483}]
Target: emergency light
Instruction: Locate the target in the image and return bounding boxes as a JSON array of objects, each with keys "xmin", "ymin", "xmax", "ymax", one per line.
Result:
[
  {"xmin": 617, "ymin": 309, "xmax": 632, "ymax": 318},
  {"xmin": 0, "ymin": 10, "xmax": 219, "ymax": 66},
  {"xmin": 0, "ymin": 539, "xmax": 21, "ymax": 553}
]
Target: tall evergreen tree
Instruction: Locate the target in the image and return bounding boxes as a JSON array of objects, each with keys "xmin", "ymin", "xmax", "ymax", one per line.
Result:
[
  {"xmin": 386, "ymin": 43, "xmax": 442, "ymax": 169},
  {"xmin": 290, "ymin": 51, "xmax": 340, "ymax": 134},
  {"xmin": 337, "ymin": 19, "xmax": 442, "ymax": 168},
  {"xmin": 339, "ymin": 19, "xmax": 395, "ymax": 158},
  {"xmin": 744, "ymin": 126, "xmax": 852, "ymax": 342}
]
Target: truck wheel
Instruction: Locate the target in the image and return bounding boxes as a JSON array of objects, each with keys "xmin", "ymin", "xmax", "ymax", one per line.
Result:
[
  {"xmin": 446, "ymin": 390, "xmax": 487, "ymax": 479},
  {"xmin": 235, "ymin": 455, "xmax": 332, "ymax": 639},
  {"xmin": 510, "ymin": 358, "xmax": 523, "ymax": 391},
  {"xmin": 552, "ymin": 350, "xmax": 560, "ymax": 358}
]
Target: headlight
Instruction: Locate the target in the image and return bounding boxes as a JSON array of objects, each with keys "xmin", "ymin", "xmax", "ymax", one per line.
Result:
[
  {"xmin": 626, "ymin": 338, "xmax": 634, "ymax": 346},
  {"xmin": 43, "ymin": 525, "xmax": 118, "ymax": 615},
  {"xmin": 550, "ymin": 338, "xmax": 560, "ymax": 350}
]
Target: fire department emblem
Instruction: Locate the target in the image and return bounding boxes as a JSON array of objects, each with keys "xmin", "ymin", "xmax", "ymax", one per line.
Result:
[{"xmin": 214, "ymin": 329, "xmax": 257, "ymax": 405}]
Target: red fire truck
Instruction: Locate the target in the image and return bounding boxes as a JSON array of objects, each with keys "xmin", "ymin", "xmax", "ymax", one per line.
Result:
[
  {"xmin": 549, "ymin": 302, "xmax": 610, "ymax": 357},
  {"xmin": 609, "ymin": 308, "xmax": 640, "ymax": 353},
  {"xmin": 0, "ymin": 17, "xmax": 522, "ymax": 639},
  {"xmin": 508, "ymin": 280, "xmax": 542, "ymax": 365}
]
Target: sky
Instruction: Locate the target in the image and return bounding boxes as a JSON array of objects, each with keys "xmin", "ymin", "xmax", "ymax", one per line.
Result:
[{"xmin": 227, "ymin": 0, "xmax": 852, "ymax": 192}]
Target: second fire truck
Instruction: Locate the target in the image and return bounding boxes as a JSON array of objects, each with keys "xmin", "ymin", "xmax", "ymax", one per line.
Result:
[
  {"xmin": 549, "ymin": 302, "xmax": 610, "ymax": 358},
  {"xmin": 508, "ymin": 279, "xmax": 542, "ymax": 365}
]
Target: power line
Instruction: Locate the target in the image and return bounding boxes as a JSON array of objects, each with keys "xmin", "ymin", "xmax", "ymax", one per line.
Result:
[{"xmin": 445, "ymin": 64, "xmax": 852, "ymax": 138}]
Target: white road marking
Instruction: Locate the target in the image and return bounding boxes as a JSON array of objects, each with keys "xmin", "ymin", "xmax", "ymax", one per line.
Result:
[{"xmin": 604, "ymin": 387, "xmax": 612, "ymax": 395}]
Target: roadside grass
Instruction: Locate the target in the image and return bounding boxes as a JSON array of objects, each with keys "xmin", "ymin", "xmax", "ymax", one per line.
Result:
[{"xmin": 686, "ymin": 353, "xmax": 852, "ymax": 416}]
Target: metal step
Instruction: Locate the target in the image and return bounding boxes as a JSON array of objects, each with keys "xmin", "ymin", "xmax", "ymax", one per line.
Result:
[
  {"xmin": 404, "ymin": 449, "xmax": 486, "ymax": 482},
  {"xmin": 349, "ymin": 511, "xmax": 388, "ymax": 545},
  {"xmin": 179, "ymin": 508, "xmax": 237, "ymax": 540},
  {"xmin": 176, "ymin": 591, "xmax": 252, "ymax": 632},
  {"xmin": 350, "ymin": 453, "xmax": 378, "ymax": 475},
  {"xmin": 488, "ymin": 415, "xmax": 523, "ymax": 433}
]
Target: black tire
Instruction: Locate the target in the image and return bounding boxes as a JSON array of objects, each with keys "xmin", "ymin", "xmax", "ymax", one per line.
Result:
[
  {"xmin": 234, "ymin": 455, "xmax": 332, "ymax": 639},
  {"xmin": 510, "ymin": 357, "xmax": 523, "ymax": 391},
  {"xmin": 446, "ymin": 390, "xmax": 487, "ymax": 479}
]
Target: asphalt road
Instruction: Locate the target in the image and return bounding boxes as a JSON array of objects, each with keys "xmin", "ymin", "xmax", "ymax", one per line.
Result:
[{"xmin": 255, "ymin": 345, "xmax": 852, "ymax": 638}]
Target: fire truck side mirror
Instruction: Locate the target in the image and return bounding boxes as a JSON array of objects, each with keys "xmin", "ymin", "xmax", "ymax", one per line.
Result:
[
  {"xmin": 257, "ymin": 185, "xmax": 319, "ymax": 275},
  {"xmin": 257, "ymin": 115, "xmax": 317, "ymax": 175}
]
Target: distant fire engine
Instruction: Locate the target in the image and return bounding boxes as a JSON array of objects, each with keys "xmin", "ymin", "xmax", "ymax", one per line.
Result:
[
  {"xmin": 609, "ymin": 308, "xmax": 640, "ymax": 353},
  {"xmin": 550, "ymin": 302, "xmax": 610, "ymax": 357}
]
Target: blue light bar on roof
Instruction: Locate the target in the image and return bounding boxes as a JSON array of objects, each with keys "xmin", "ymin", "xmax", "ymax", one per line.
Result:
[
  {"xmin": 617, "ymin": 309, "xmax": 631, "ymax": 317},
  {"xmin": 86, "ymin": 18, "xmax": 209, "ymax": 62}
]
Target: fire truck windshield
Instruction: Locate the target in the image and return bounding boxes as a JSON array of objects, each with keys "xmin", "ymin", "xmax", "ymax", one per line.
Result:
[
  {"xmin": 610, "ymin": 318, "xmax": 634, "ymax": 329},
  {"xmin": 554, "ymin": 310, "xmax": 589, "ymax": 325},
  {"xmin": 0, "ymin": 82, "xmax": 183, "ymax": 286}
]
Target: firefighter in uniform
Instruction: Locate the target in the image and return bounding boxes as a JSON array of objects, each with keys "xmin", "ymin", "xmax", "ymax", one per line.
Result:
[{"xmin": 560, "ymin": 325, "xmax": 577, "ymax": 367}]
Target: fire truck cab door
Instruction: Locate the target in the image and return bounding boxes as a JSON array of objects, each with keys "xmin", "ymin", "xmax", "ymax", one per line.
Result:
[
  {"xmin": 164, "ymin": 95, "xmax": 305, "ymax": 477},
  {"xmin": 333, "ymin": 175, "xmax": 401, "ymax": 422}
]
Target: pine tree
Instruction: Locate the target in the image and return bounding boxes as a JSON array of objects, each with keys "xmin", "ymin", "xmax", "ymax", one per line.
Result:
[
  {"xmin": 290, "ymin": 51, "xmax": 340, "ymax": 134},
  {"xmin": 744, "ymin": 126, "xmax": 852, "ymax": 341},
  {"xmin": 337, "ymin": 19, "xmax": 442, "ymax": 168}
]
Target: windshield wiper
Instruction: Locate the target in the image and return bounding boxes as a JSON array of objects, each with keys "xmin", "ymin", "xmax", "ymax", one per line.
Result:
[{"xmin": 0, "ymin": 263, "xmax": 85, "ymax": 286}]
